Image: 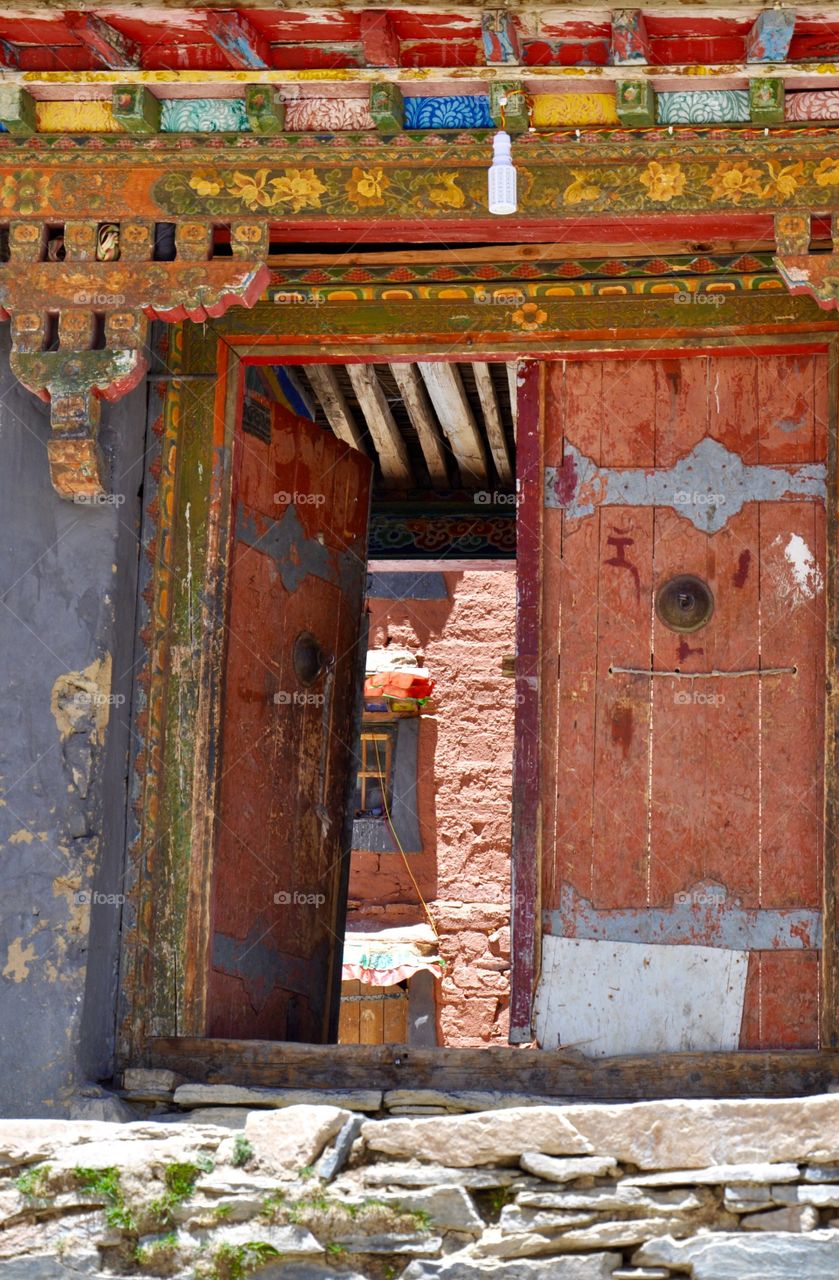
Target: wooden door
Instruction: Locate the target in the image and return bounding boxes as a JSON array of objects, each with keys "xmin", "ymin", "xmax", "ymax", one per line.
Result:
[
  {"xmin": 517, "ymin": 352, "xmax": 828, "ymax": 1053},
  {"xmin": 207, "ymin": 396, "xmax": 371, "ymax": 1041}
]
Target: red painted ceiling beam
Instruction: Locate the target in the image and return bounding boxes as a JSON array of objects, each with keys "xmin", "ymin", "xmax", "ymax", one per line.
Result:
[
  {"xmin": 360, "ymin": 11, "xmax": 400, "ymax": 68},
  {"xmin": 205, "ymin": 9, "xmax": 271, "ymax": 70},
  {"xmin": 64, "ymin": 12, "xmax": 141, "ymax": 70}
]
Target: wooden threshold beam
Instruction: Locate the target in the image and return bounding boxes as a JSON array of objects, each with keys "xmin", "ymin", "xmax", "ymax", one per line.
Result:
[
  {"xmin": 144, "ymin": 1037, "xmax": 839, "ymax": 1100},
  {"xmin": 304, "ymin": 363, "xmax": 367, "ymax": 454},
  {"xmin": 389, "ymin": 362, "xmax": 449, "ymax": 487},
  {"xmin": 347, "ymin": 362, "xmax": 413, "ymax": 487},
  {"xmin": 473, "ymin": 361, "xmax": 513, "ymax": 485},
  {"xmin": 420, "ymin": 362, "xmax": 489, "ymax": 489}
]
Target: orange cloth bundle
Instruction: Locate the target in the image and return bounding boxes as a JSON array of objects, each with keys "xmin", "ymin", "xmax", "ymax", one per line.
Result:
[{"xmin": 364, "ymin": 672, "xmax": 435, "ymax": 701}]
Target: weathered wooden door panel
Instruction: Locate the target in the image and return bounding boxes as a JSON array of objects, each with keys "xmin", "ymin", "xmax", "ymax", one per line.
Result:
[
  {"xmin": 207, "ymin": 398, "xmax": 371, "ymax": 1041},
  {"xmin": 529, "ymin": 352, "xmax": 827, "ymax": 1054}
]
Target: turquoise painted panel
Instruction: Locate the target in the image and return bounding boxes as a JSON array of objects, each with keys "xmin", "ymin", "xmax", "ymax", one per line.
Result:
[
  {"xmin": 656, "ymin": 91, "xmax": 750, "ymax": 125},
  {"xmin": 160, "ymin": 99, "xmax": 250, "ymax": 133},
  {"xmin": 404, "ymin": 95, "xmax": 493, "ymax": 129}
]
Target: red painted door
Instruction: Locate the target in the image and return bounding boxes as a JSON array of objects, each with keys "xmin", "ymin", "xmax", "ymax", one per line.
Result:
[
  {"xmin": 207, "ymin": 396, "xmax": 371, "ymax": 1041},
  {"xmin": 514, "ymin": 352, "xmax": 828, "ymax": 1052}
]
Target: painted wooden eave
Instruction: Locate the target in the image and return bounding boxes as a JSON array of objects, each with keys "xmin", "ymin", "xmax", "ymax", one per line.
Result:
[{"xmin": 11, "ymin": 63, "xmax": 839, "ymax": 96}]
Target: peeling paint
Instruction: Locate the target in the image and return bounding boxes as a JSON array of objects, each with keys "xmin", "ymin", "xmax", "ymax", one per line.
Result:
[
  {"xmin": 546, "ymin": 881, "xmax": 822, "ymax": 950},
  {"xmin": 2, "ymin": 938, "xmax": 37, "ymax": 983},
  {"xmin": 781, "ymin": 532, "xmax": 824, "ymax": 602},
  {"xmin": 50, "ymin": 654, "xmax": 113, "ymax": 747},
  {"xmin": 7, "ymin": 828, "xmax": 34, "ymax": 844},
  {"xmin": 545, "ymin": 437, "xmax": 826, "ymax": 534},
  {"xmin": 52, "ymin": 874, "xmax": 88, "ymax": 936}
]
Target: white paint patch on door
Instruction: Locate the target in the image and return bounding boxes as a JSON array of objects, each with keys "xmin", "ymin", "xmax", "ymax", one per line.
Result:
[
  {"xmin": 533, "ymin": 936, "xmax": 748, "ymax": 1057},
  {"xmin": 783, "ymin": 532, "xmax": 823, "ymax": 600}
]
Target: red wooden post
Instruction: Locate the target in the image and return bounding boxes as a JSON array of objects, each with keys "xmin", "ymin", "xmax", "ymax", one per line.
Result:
[{"xmin": 510, "ymin": 359, "xmax": 543, "ymax": 1042}]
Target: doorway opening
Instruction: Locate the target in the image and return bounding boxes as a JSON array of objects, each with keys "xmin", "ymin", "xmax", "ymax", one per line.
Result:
[{"xmin": 210, "ymin": 352, "xmax": 520, "ymax": 1050}]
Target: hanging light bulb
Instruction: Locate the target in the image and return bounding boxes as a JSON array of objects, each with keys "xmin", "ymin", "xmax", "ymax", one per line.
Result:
[{"xmin": 488, "ymin": 129, "xmax": 517, "ymax": 216}]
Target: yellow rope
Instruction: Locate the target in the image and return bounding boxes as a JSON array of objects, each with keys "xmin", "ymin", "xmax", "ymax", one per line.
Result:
[{"xmin": 373, "ymin": 733, "xmax": 441, "ymax": 945}]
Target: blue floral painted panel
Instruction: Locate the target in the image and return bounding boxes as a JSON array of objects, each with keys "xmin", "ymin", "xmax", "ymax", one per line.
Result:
[
  {"xmin": 161, "ymin": 99, "xmax": 250, "ymax": 133},
  {"xmin": 404, "ymin": 95, "xmax": 493, "ymax": 129},
  {"xmin": 656, "ymin": 91, "xmax": 750, "ymax": 125}
]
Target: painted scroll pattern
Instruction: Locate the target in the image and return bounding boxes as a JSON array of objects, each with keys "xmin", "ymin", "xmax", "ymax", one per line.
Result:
[
  {"xmin": 284, "ymin": 98, "xmax": 374, "ymax": 132},
  {"xmin": 656, "ymin": 91, "xmax": 750, "ymax": 125},
  {"xmin": 531, "ymin": 93, "xmax": 618, "ymax": 126},
  {"xmin": 160, "ymin": 99, "xmax": 250, "ymax": 133},
  {"xmin": 404, "ymin": 95, "xmax": 493, "ymax": 129},
  {"xmin": 786, "ymin": 90, "xmax": 839, "ymax": 121}
]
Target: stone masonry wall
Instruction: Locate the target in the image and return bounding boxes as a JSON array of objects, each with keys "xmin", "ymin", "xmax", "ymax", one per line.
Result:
[
  {"xmin": 5, "ymin": 1086, "xmax": 839, "ymax": 1278},
  {"xmin": 348, "ymin": 570, "xmax": 516, "ymax": 1047}
]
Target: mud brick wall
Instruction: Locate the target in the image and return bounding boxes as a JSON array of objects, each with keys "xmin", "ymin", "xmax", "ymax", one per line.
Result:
[{"xmin": 348, "ymin": 570, "xmax": 517, "ymax": 1046}]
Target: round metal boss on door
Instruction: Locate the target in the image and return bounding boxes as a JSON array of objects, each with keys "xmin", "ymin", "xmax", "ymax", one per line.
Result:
[
  {"xmin": 293, "ymin": 631, "xmax": 328, "ymax": 686},
  {"xmin": 656, "ymin": 575, "xmax": 714, "ymax": 633}
]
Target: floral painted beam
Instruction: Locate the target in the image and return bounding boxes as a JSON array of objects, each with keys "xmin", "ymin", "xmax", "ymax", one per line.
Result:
[{"xmin": 3, "ymin": 130, "xmax": 838, "ymax": 224}]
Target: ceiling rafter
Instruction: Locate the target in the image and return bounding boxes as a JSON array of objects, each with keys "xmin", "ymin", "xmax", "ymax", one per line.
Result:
[
  {"xmin": 420, "ymin": 362, "xmax": 489, "ymax": 489},
  {"xmin": 205, "ymin": 10, "xmax": 271, "ymax": 70},
  {"xmin": 64, "ymin": 12, "xmax": 141, "ymax": 70},
  {"xmin": 347, "ymin": 363, "xmax": 413, "ymax": 488},
  {"xmin": 304, "ymin": 364, "xmax": 368, "ymax": 454},
  {"xmin": 473, "ymin": 361, "xmax": 513, "ymax": 485},
  {"xmin": 389, "ymin": 362, "xmax": 450, "ymax": 486}
]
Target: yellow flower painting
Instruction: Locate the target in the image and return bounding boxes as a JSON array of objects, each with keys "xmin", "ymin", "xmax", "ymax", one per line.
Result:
[
  {"xmin": 639, "ymin": 160, "xmax": 686, "ymax": 203},
  {"xmin": 346, "ymin": 166, "xmax": 390, "ymax": 208},
  {"xmin": 705, "ymin": 160, "xmax": 764, "ymax": 204},
  {"xmin": 270, "ymin": 169, "xmax": 327, "ymax": 213}
]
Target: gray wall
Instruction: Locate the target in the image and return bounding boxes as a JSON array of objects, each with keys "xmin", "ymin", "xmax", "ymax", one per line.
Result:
[{"xmin": 0, "ymin": 327, "xmax": 146, "ymax": 1116}]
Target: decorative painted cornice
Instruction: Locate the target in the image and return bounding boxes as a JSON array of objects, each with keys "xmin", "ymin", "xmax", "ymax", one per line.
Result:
[
  {"xmin": 1, "ymin": 125, "xmax": 837, "ymax": 496},
  {"xmin": 773, "ymin": 211, "xmax": 839, "ymax": 312},
  {"xmin": 0, "ymin": 217, "xmax": 267, "ymax": 497}
]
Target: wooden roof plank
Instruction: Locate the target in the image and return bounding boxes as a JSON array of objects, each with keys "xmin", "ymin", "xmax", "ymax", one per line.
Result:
[
  {"xmin": 347, "ymin": 362, "xmax": 413, "ymax": 486},
  {"xmin": 420, "ymin": 361, "xmax": 489, "ymax": 487},
  {"xmin": 304, "ymin": 363, "xmax": 367, "ymax": 454},
  {"xmin": 472, "ymin": 360, "xmax": 514, "ymax": 485},
  {"xmin": 389, "ymin": 362, "xmax": 449, "ymax": 486}
]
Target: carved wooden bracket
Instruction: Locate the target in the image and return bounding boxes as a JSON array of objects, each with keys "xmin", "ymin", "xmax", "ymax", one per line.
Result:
[
  {"xmin": 774, "ymin": 211, "xmax": 839, "ymax": 312},
  {"xmin": 0, "ymin": 218, "xmax": 269, "ymax": 498}
]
